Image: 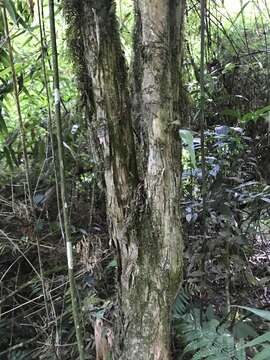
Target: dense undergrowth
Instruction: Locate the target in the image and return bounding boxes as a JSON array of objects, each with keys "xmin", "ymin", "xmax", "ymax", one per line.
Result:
[{"xmin": 0, "ymin": 0, "xmax": 270, "ymax": 359}]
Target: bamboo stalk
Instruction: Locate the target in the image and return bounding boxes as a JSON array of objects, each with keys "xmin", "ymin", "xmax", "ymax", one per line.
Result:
[
  {"xmin": 2, "ymin": 3, "xmax": 54, "ymax": 324},
  {"xmin": 200, "ymin": 0, "xmax": 207, "ymax": 229},
  {"xmin": 36, "ymin": 0, "xmax": 64, "ymax": 239},
  {"xmin": 48, "ymin": 1, "xmax": 85, "ymax": 358},
  {"xmin": 2, "ymin": 5, "xmax": 33, "ymax": 210}
]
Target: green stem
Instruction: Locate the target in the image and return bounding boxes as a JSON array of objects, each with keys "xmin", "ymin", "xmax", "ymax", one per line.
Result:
[
  {"xmin": 37, "ymin": 0, "xmax": 64, "ymax": 238},
  {"xmin": 48, "ymin": 1, "xmax": 85, "ymax": 358},
  {"xmin": 200, "ymin": 0, "xmax": 207, "ymax": 230},
  {"xmin": 2, "ymin": 5, "xmax": 33, "ymax": 210}
]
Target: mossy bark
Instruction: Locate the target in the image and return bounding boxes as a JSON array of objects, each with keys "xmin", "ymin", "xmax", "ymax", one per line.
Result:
[{"xmin": 64, "ymin": 1, "xmax": 186, "ymax": 359}]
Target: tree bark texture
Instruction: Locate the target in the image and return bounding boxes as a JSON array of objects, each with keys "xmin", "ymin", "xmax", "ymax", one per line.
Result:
[{"xmin": 64, "ymin": 1, "xmax": 186, "ymax": 359}]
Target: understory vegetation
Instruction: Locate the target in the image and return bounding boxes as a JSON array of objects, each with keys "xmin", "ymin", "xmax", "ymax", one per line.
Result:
[{"xmin": 0, "ymin": 0, "xmax": 269, "ymax": 359}]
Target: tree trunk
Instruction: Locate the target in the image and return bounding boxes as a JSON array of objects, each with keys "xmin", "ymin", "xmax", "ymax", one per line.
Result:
[{"xmin": 64, "ymin": 1, "xmax": 186, "ymax": 359}]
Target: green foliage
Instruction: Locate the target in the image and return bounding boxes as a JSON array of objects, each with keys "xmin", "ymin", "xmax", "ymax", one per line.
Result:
[
  {"xmin": 1, "ymin": 0, "xmax": 270, "ymax": 358},
  {"xmin": 185, "ymin": 0, "xmax": 270, "ymax": 126},
  {"xmin": 234, "ymin": 306, "xmax": 270, "ymax": 321},
  {"xmin": 180, "ymin": 129, "xmax": 197, "ymax": 169},
  {"xmin": 3, "ymin": 0, "xmax": 30, "ymax": 27},
  {"xmin": 173, "ymin": 291, "xmax": 270, "ymax": 360},
  {"xmin": 116, "ymin": 0, "xmax": 133, "ymax": 60},
  {"xmin": 0, "ymin": 0, "xmax": 77, "ymax": 172}
]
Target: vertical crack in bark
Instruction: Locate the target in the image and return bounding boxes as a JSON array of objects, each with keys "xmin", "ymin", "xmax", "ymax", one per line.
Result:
[{"xmin": 130, "ymin": 1, "xmax": 186, "ymax": 359}]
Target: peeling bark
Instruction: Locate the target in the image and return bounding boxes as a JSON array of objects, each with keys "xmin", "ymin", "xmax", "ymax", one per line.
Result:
[{"xmin": 64, "ymin": 1, "xmax": 186, "ymax": 359}]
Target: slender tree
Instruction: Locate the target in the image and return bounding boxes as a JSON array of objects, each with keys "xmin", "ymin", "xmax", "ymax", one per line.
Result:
[{"xmin": 64, "ymin": 1, "xmax": 186, "ymax": 359}]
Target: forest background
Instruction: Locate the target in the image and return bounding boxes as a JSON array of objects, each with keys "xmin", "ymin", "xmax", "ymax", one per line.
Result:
[{"xmin": 0, "ymin": 0, "xmax": 270, "ymax": 359}]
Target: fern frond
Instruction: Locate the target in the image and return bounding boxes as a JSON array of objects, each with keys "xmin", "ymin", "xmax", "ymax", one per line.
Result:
[
  {"xmin": 183, "ymin": 337, "xmax": 212, "ymax": 354},
  {"xmin": 173, "ymin": 282, "xmax": 201, "ymax": 319},
  {"xmin": 235, "ymin": 339, "xmax": 246, "ymax": 360},
  {"xmin": 173, "ymin": 291, "xmax": 191, "ymax": 317},
  {"xmin": 191, "ymin": 345, "xmax": 222, "ymax": 360},
  {"xmin": 217, "ymin": 333, "xmax": 235, "ymax": 357}
]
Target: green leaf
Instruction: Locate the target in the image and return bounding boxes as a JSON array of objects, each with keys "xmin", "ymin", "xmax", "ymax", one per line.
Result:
[
  {"xmin": 3, "ymin": 0, "xmax": 28, "ymax": 28},
  {"xmin": 0, "ymin": 111, "xmax": 8, "ymax": 133},
  {"xmin": 238, "ymin": 331, "xmax": 270, "ymax": 349},
  {"xmin": 229, "ymin": 1, "xmax": 250, "ymax": 28},
  {"xmin": 0, "ymin": 49, "xmax": 10, "ymax": 67},
  {"xmin": 63, "ymin": 141, "xmax": 76, "ymax": 160},
  {"xmin": 220, "ymin": 333, "xmax": 235, "ymax": 356},
  {"xmin": 253, "ymin": 346, "xmax": 270, "ymax": 360},
  {"xmin": 105, "ymin": 259, "xmax": 117, "ymax": 271},
  {"xmin": 3, "ymin": 146, "xmax": 14, "ymax": 169},
  {"xmin": 235, "ymin": 339, "xmax": 246, "ymax": 360},
  {"xmin": 180, "ymin": 129, "xmax": 196, "ymax": 168},
  {"xmin": 9, "ymin": 146, "xmax": 18, "ymax": 166},
  {"xmin": 261, "ymin": 197, "xmax": 270, "ymax": 204},
  {"xmin": 205, "ymin": 304, "xmax": 215, "ymax": 321},
  {"xmin": 241, "ymin": 105, "xmax": 270, "ymax": 122},
  {"xmin": 3, "ymin": 0, "xmax": 18, "ymax": 24},
  {"xmin": 95, "ymin": 309, "xmax": 105, "ymax": 319},
  {"xmin": 255, "ymin": 105, "xmax": 270, "ymax": 117},
  {"xmin": 233, "ymin": 321, "xmax": 258, "ymax": 338},
  {"xmin": 191, "ymin": 346, "xmax": 220, "ymax": 360},
  {"xmin": 183, "ymin": 337, "xmax": 210, "ymax": 354},
  {"xmin": 222, "ymin": 62, "xmax": 236, "ymax": 74},
  {"xmin": 241, "ymin": 111, "xmax": 255, "ymax": 122},
  {"xmin": 233, "ymin": 306, "xmax": 270, "ymax": 321},
  {"xmin": 222, "ymin": 108, "xmax": 241, "ymax": 119},
  {"xmin": 22, "ymin": 34, "xmax": 34, "ymax": 47}
]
